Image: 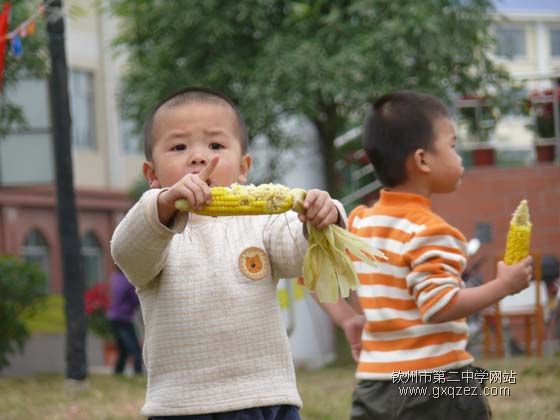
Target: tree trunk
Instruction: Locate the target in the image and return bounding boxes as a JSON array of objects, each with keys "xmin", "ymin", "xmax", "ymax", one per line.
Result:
[
  {"xmin": 318, "ymin": 131, "xmax": 337, "ymax": 194},
  {"xmin": 45, "ymin": 0, "xmax": 87, "ymax": 380},
  {"xmin": 313, "ymin": 103, "xmax": 339, "ymax": 195}
]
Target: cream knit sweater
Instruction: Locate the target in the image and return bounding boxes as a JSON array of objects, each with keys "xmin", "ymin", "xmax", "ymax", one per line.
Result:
[{"xmin": 111, "ymin": 189, "xmax": 311, "ymax": 416}]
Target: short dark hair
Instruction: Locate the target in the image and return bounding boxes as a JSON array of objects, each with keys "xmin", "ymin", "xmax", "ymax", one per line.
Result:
[
  {"xmin": 363, "ymin": 90, "xmax": 449, "ymax": 187},
  {"xmin": 143, "ymin": 87, "xmax": 249, "ymax": 161}
]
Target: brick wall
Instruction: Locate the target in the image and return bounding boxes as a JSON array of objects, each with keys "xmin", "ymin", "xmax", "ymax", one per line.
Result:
[
  {"xmin": 432, "ymin": 164, "xmax": 560, "ymax": 282},
  {"xmin": 0, "ymin": 185, "xmax": 131, "ymax": 293}
]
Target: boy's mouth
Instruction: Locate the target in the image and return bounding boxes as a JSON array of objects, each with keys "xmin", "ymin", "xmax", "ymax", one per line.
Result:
[{"xmin": 188, "ymin": 171, "xmax": 212, "ymax": 186}]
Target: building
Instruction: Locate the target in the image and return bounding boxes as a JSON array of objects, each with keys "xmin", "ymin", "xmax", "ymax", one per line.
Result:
[
  {"xmin": 489, "ymin": 0, "xmax": 560, "ymax": 149},
  {"xmin": 1, "ymin": 1, "xmax": 143, "ymax": 293},
  {"xmin": 494, "ymin": 0, "xmax": 560, "ymax": 80}
]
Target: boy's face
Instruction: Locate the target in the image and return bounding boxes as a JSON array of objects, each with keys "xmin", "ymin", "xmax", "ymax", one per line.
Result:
[
  {"xmin": 424, "ymin": 117, "xmax": 464, "ymax": 193},
  {"xmin": 144, "ymin": 101, "xmax": 251, "ymax": 189}
]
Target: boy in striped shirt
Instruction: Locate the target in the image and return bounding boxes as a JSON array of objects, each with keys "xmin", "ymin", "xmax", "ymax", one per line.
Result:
[{"xmin": 345, "ymin": 91, "xmax": 532, "ymax": 420}]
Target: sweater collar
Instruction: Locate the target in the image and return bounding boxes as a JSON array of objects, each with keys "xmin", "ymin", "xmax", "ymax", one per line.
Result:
[{"xmin": 378, "ymin": 189, "xmax": 432, "ymax": 210}]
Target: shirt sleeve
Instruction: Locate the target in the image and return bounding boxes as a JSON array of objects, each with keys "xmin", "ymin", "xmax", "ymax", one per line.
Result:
[
  {"xmin": 403, "ymin": 221, "xmax": 467, "ymax": 322},
  {"xmin": 110, "ymin": 188, "xmax": 188, "ymax": 289}
]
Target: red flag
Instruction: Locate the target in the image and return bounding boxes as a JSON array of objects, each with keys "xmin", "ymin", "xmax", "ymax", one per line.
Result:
[{"xmin": 0, "ymin": 2, "xmax": 11, "ymax": 91}]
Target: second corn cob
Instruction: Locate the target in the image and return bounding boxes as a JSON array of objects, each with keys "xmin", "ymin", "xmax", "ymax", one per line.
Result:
[{"xmin": 504, "ymin": 199, "xmax": 532, "ymax": 265}]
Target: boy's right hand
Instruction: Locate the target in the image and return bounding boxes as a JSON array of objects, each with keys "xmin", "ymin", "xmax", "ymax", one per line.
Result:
[
  {"xmin": 496, "ymin": 256, "xmax": 533, "ymax": 296},
  {"xmin": 157, "ymin": 156, "xmax": 219, "ymax": 225}
]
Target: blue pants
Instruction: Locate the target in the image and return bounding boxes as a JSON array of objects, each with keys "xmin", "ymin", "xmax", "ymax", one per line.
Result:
[
  {"xmin": 148, "ymin": 405, "xmax": 300, "ymax": 420},
  {"xmin": 110, "ymin": 320, "xmax": 142, "ymax": 374}
]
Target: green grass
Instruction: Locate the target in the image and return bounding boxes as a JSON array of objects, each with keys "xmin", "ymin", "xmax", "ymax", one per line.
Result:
[
  {"xmin": 22, "ymin": 294, "xmax": 65, "ymax": 334},
  {"xmin": 0, "ymin": 357, "xmax": 558, "ymax": 419}
]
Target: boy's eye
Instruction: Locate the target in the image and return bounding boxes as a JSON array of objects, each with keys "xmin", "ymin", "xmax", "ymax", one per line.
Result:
[
  {"xmin": 210, "ymin": 142, "xmax": 224, "ymax": 150},
  {"xmin": 171, "ymin": 144, "xmax": 186, "ymax": 151}
]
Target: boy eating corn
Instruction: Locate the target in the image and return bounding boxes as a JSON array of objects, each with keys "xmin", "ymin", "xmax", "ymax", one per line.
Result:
[{"xmin": 111, "ymin": 87, "xmax": 359, "ymax": 419}]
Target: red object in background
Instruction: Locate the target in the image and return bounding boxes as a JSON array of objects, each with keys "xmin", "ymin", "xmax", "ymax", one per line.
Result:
[
  {"xmin": 0, "ymin": 2, "xmax": 11, "ymax": 91},
  {"xmin": 84, "ymin": 282, "xmax": 110, "ymax": 315},
  {"xmin": 471, "ymin": 147, "xmax": 496, "ymax": 166}
]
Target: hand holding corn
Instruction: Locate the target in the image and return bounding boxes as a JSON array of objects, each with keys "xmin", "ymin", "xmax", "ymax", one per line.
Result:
[
  {"xmin": 175, "ymin": 182, "xmax": 386, "ymax": 302},
  {"xmin": 156, "ymin": 156, "xmax": 218, "ymax": 226},
  {"xmin": 297, "ymin": 189, "xmax": 340, "ymax": 229}
]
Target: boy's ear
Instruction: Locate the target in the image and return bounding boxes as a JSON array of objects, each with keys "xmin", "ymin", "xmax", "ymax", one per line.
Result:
[
  {"xmin": 412, "ymin": 149, "xmax": 431, "ymax": 174},
  {"xmin": 237, "ymin": 154, "xmax": 253, "ymax": 184},
  {"xmin": 143, "ymin": 161, "xmax": 161, "ymax": 188}
]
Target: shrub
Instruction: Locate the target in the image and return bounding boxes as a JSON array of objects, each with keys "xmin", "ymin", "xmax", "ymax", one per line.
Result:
[
  {"xmin": 0, "ymin": 255, "xmax": 47, "ymax": 370},
  {"xmin": 84, "ymin": 282, "xmax": 112, "ymax": 341}
]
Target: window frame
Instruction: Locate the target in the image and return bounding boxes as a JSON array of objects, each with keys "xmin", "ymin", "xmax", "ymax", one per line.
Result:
[
  {"xmin": 495, "ymin": 25, "xmax": 527, "ymax": 60},
  {"xmin": 550, "ymin": 28, "xmax": 560, "ymax": 58},
  {"xmin": 81, "ymin": 231, "xmax": 104, "ymax": 289},
  {"xmin": 69, "ymin": 69, "xmax": 97, "ymax": 150},
  {"xmin": 20, "ymin": 229, "xmax": 51, "ymax": 293}
]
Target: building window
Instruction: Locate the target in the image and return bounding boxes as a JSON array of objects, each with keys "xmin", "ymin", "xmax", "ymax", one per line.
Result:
[
  {"xmin": 1, "ymin": 78, "xmax": 53, "ymax": 185},
  {"xmin": 551, "ymin": 29, "xmax": 560, "ymax": 57},
  {"xmin": 495, "ymin": 27, "xmax": 526, "ymax": 59},
  {"xmin": 82, "ymin": 231, "xmax": 104, "ymax": 288},
  {"xmin": 70, "ymin": 70, "xmax": 96, "ymax": 150},
  {"xmin": 121, "ymin": 118, "xmax": 143, "ymax": 154},
  {"xmin": 21, "ymin": 229, "xmax": 51, "ymax": 292}
]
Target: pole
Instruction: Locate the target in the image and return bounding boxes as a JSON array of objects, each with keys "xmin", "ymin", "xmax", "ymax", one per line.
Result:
[{"xmin": 45, "ymin": 0, "xmax": 87, "ymax": 380}]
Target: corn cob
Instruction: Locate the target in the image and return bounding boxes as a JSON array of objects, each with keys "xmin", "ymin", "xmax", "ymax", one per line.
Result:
[
  {"xmin": 504, "ymin": 199, "xmax": 532, "ymax": 265},
  {"xmin": 175, "ymin": 183, "xmax": 307, "ymax": 216}
]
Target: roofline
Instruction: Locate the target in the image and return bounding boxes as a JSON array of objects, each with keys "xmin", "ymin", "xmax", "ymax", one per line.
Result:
[{"xmin": 495, "ymin": 10, "xmax": 560, "ymax": 21}]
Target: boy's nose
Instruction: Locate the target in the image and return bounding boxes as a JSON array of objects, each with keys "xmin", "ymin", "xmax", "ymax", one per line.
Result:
[{"xmin": 190, "ymin": 154, "xmax": 207, "ymax": 166}]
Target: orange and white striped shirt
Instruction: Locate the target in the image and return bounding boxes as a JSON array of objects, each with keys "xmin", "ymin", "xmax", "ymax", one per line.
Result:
[{"xmin": 348, "ymin": 189, "xmax": 473, "ymax": 380}]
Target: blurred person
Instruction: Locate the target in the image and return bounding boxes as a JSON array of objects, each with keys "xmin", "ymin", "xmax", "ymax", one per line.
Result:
[{"xmin": 106, "ymin": 265, "xmax": 142, "ymax": 375}]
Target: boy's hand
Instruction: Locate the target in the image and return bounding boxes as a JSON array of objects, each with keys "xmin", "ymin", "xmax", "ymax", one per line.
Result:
[
  {"xmin": 496, "ymin": 256, "xmax": 533, "ymax": 295},
  {"xmin": 298, "ymin": 189, "xmax": 339, "ymax": 229},
  {"xmin": 341, "ymin": 314, "xmax": 365, "ymax": 362},
  {"xmin": 157, "ymin": 156, "xmax": 219, "ymax": 225}
]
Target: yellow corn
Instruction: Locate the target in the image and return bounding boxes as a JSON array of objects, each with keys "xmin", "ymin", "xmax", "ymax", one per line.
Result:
[
  {"xmin": 504, "ymin": 199, "xmax": 532, "ymax": 265},
  {"xmin": 175, "ymin": 183, "xmax": 307, "ymax": 216}
]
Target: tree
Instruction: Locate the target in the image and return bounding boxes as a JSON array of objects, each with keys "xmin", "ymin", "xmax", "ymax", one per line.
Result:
[{"xmin": 109, "ymin": 0, "xmax": 509, "ymax": 193}]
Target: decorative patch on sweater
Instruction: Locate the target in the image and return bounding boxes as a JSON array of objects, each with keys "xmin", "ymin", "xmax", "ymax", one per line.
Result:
[{"xmin": 239, "ymin": 247, "xmax": 270, "ymax": 281}]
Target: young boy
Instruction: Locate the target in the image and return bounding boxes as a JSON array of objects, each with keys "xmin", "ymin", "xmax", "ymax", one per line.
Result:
[
  {"xmin": 344, "ymin": 91, "xmax": 533, "ymax": 420},
  {"xmin": 110, "ymin": 87, "xmax": 345, "ymax": 419}
]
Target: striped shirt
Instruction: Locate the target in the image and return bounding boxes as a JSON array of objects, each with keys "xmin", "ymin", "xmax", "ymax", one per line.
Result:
[{"xmin": 348, "ymin": 189, "xmax": 473, "ymax": 380}]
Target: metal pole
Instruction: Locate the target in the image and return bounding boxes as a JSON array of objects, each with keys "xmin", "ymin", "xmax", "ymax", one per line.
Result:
[{"xmin": 45, "ymin": 0, "xmax": 87, "ymax": 380}]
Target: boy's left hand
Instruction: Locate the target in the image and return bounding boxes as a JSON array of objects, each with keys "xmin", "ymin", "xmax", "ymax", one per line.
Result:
[
  {"xmin": 342, "ymin": 314, "xmax": 366, "ymax": 362},
  {"xmin": 298, "ymin": 189, "xmax": 339, "ymax": 229}
]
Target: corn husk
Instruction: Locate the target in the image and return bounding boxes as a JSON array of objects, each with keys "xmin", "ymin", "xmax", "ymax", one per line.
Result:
[{"xmin": 303, "ymin": 224, "xmax": 386, "ymax": 302}]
